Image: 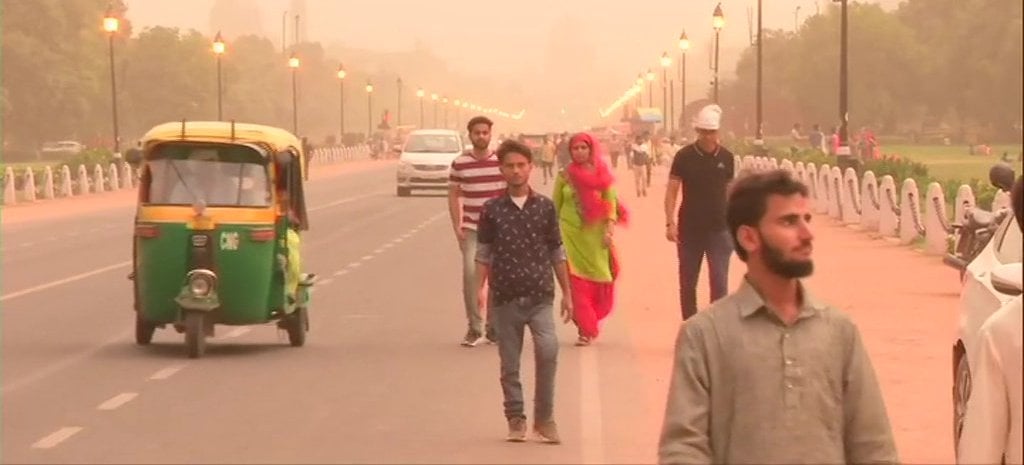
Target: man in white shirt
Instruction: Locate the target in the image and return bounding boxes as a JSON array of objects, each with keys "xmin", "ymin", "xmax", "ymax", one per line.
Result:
[{"xmin": 958, "ymin": 175, "xmax": 1023, "ymax": 465}]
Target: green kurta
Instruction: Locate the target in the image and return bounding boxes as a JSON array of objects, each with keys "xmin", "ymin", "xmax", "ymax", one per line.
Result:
[{"xmin": 552, "ymin": 171, "xmax": 619, "ymax": 283}]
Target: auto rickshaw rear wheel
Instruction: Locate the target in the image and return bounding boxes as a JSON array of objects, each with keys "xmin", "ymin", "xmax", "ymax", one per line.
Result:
[
  {"xmin": 184, "ymin": 312, "xmax": 207, "ymax": 358},
  {"xmin": 286, "ymin": 307, "xmax": 308, "ymax": 347},
  {"xmin": 135, "ymin": 313, "xmax": 156, "ymax": 345}
]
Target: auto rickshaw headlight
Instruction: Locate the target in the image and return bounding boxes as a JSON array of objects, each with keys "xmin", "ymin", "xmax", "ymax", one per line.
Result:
[{"xmin": 186, "ymin": 269, "xmax": 217, "ymax": 297}]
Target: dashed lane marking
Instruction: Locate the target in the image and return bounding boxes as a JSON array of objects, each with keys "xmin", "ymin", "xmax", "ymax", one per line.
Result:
[
  {"xmin": 97, "ymin": 392, "xmax": 138, "ymax": 411},
  {"xmin": 31, "ymin": 427, "xmax": 83, "ymax": 449},
  {"xmin": 149, "ymin": 365, "xmax": 187, "ymax": 381}
]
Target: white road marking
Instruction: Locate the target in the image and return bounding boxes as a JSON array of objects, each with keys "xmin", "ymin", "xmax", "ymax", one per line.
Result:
[
  {"xmin": 1, "ymin": 330, "xmax": 132, "ymax": 395},
  {"xmin": 318, "ymin": 278, "xmax": 334, "ymax": 286},
  {"xmin": 380, "ymin": 243, "xmax": 394, "ymax": 250},
  {"xmin": 579, "ymin": 348, "xmax": 606, "ymax": 464},
  {"xmin": 218, "ymin": 327, "xmax": 252, "ymax": 340},
  {"xmin": 333, "ymin": 269, "xmax": 348, "ymax": 277},
  {"xmin": 97, "ymin": 392, "xmax": 138, "ymax": 411},
  {"xmin": 22, "ymin": 241, "xmax": 36, "ymax": 247},
  {"xmin": 392, "ymin": 237, "xmax": 404, "ymax": 244},
  {"xmin": 0, "ymin": 260, "xmax": 132, "ymax": 302},
  {"xmin": 347, "ymin": 262, "xmax": 361, "ymax": 269},
  {"xmin": 360, "ymin": 255, "xmax": 374, "ymax": 261},
  {"xmin": 373, "ymin": 247, "xmax": 386, "ymax": 254},
  {"xmin": 149, "ymin": 364, "xmax": 187, "ymax": 381},
  {"xmin": 31, "ymin": 427, "xmax": 83, "ymax": 449}
]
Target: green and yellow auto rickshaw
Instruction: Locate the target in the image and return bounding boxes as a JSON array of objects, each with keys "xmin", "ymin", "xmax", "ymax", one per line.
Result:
[{"xmin": 130, "ymin": 120, "xmax": 315, "ymax": 358}]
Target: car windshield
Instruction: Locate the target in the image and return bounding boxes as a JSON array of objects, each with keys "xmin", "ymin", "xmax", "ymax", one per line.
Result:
[
  {"xmin": 996, "ymin": 216, "xmax": 1022, "ymax": 263},
  {"xmin": 404, "ymin": 134, "xmax": 461, "ymax": 153},
  {"xmin": 145, "ymin": 144, "xmax": 270, "ymax": 207}
]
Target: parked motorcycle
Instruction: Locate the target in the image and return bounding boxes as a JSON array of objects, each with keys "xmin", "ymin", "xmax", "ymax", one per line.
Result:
[{"xmin": 943, "ymin": 163, "xmax": 1016, "ymax": 279}]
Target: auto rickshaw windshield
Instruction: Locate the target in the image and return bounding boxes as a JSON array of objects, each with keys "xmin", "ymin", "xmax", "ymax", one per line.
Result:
[{"xmin": 145, "ymin": 143, "xmax": 271, "ymax": 207}]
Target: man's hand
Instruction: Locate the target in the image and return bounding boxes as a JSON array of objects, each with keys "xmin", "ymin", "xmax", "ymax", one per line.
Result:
[
  {"xmin": 454, "ymin": 227, "xmax": 466, "ymax": 248},
  {"xmin": 603, "ymin": 228, "xmax": 614, "ymax": 247},
  {"xmin": 560, "ymin": 297, "xmax": 574, "ymax": 324},
  {"xmin": 666, "ymin": 223, "xmax": 678, "ymax": 242}
]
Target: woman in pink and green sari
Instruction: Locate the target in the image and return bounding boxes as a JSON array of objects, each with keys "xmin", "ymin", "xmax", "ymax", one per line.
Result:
[{"xmin": 552, "ymin": 133, "xmax": 628, "ymax": 346}]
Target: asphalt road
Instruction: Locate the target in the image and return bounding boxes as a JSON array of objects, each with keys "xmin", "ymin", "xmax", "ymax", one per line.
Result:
[{"xmin": 1, "ymin": 161, "xmax": 660, "ymax": 464}]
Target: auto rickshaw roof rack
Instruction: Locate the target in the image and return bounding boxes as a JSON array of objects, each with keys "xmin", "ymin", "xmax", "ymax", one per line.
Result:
[{"xmin": 142, "ymin": 120, "xmax": 303, "ymax": 158}]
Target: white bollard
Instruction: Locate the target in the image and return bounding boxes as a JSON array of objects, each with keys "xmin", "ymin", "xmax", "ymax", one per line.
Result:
[
  {"xmin": 76, "ymin": 165, "xmax": 90, "ymax": 195},
  {"xmin": 816, "ymin": 164, "xmax": 831, "ymax": 214},
  {"xmin": 841, "ymin": 168, "xmax": 861, "ymax": 224},
  {"xmin": 805, "ymin": 163, "xmax": 818, "ymax": 203},
  {"xmin": 794, "ymin": 162, "xmax": 806, "ymax": 183},
  {"xmin": 107, "ymin": 163, "xmax": 120, "ymax": 191},
  {"xmin": 93, "ymin": 164, "xmax": 106, "ymax": 193},
  {"xmin": 828, "ymin": 166, "xmax": 843, "ymax": 220},
  {"xmin": 992, "ymin": 190, "xmax": 1011, "ymax": 212},
  {"xmin": 878, "ymin": 175, "xmax": 899, "ymax": 237},
  {"xmin": 22, "ymin": 168, "xmax": 37, "ymax": 202},
  {"xmin": 43, "ymin": 166, "xmax": 55, "ymax": 199},
  {"xmin": 3, "ymin": 167, "xmax": 15, "ymax": 206},
  {"xmin": 859, "ymin": 171, "xmax": 880, "ymax": 231},
  {"xmin": 899, "ymin": 178, "xmax": 922, "ymax": 245},
  {"xmin": 121, "ymin": 163, "xmax": 133, "ymax": 189},
  {"xmin": 59, "ymin": 165, "xmax": 73, "ymax": 197},
  {"xmin": 769, "ymin": 157, "xmax": 779, "ymax": 170},
  {"xmin": 742, "ymin": 155, "xmax": 755, "ymax": 172},
  {"xmin": 953, "ymin": 185, "xmax": 976, "ymax": 226},
  {"xmin": 924, "ymin": 182, "xmax": 950, "ymax": 255},
  {"xmin": 780, "ymin": 159, "xmax": 795, "ymax": 173}
]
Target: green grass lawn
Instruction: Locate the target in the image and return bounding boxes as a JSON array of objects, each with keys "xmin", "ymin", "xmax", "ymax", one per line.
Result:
[{"xmin": 883, "ymin": 144, "xmax": 1023, "ymax": 182}]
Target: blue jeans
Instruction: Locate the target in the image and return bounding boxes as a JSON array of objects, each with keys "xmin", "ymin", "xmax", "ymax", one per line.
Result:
[
  {"xmin": 677, "ymin": 229, "xmax": 734, "ymax": 320},
  {"xmin": 493, "ymin": 296, "xmax": 558, "ymax": 422}
]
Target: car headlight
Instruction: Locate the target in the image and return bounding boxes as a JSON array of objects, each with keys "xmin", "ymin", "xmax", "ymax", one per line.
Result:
[{"xmin": 186, "ymin": 269, "xmax": 217, "ymax": 297}]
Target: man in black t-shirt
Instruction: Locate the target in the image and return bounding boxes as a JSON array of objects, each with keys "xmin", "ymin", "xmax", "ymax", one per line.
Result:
[{"xmin": 663, "ymin": 105, "xmax": 735, "ymax": 320}]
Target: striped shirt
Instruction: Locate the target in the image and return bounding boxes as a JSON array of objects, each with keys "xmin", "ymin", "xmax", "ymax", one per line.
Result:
[{"xmin": 449, "ymin": 151, "xmax": 506, "ymax": 230}]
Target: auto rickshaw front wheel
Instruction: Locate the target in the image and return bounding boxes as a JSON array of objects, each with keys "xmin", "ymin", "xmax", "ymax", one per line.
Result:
[
  {"xmin": 286, "ymin": 307, "xmax": 308, "ymax": 347},
  {"xmin": 184, "ymin": 312, "xmax": 207, "ymax": 358},
  {"xmin": 135, "ymin": 313, "xmax": 157, "ymax": 345}
]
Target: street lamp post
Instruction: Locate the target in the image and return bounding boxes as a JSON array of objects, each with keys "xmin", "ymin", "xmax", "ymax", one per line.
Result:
[
  {"xmin": 103, "ymin": 7, "xmax": 120, "ymax": 155},
  {"xmin": 431, "ymin": 93, "xmax": 439, "ymax": 127},
  {"xmin": 337, "ymin": 64, "xmax": 346, "ymax": 141},
  {"xmin": 712, "ymin": 3, "xmax": 725, "ymax": 104},
  {"xmin": 646, "ymin": 69, "xmax": 654, "ymax": 107},
  {"xmin": 442, "ymin": 97, "xmax": 449, "ymax": 128},
  {"xmin": 416, "ymin": 88, "xmax": 425, "ymax": 127},
  {"xmin": 396, "ymin": 77, "xmax": 403, "ymax": 126},
  {"xmin": 288, "ymin": 54, "xmax": 300, "ymax": 134},
  {"xmin": 366, "ymin": 81, "xmax": 374, "ymax": 138},
  {"xmin": 661, "ymin": 52, "xmax": 671, "ymax": 134},
  {"xmin": 836, "ymin": 0, "xmax": 851, "ymax": 169},
  {"xmin": 212, "ymin": 31, "xmax": 226, "ymax": 121},
  {"xmin": 756, "ymin": 0, "xmax": 764, "ymax": 148},
  {"xmin": 678, "ymin": 31, "xmax": 690, "ymax": 131}
]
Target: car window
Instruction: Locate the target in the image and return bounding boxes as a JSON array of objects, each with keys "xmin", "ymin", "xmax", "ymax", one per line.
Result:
[
  {"xmin": 404, "ymin": 134, "xmax": 461, "ymax": 153},
  {"xmin": 995, "ymin": 215, "xmax": 1023, "ymax": 264}
]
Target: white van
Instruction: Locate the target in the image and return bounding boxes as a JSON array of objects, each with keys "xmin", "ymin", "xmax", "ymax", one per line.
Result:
[{"xmin": 395, "ymin": 129, "xmax": 464, "ymax": 197}]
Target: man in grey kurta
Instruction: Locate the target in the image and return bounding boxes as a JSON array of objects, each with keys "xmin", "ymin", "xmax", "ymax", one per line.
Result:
[{"xmin": 658, "ymin": 169, "xmax": 899, "ymax": 464}]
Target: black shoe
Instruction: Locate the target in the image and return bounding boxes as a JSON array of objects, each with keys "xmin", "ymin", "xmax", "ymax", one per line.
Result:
[{"xmin": 485, "ymin": 327, "xmax": 498, "ymax": 345}]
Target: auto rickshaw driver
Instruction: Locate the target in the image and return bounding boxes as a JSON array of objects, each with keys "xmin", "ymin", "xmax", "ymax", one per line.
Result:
[{"xmin": 277, "ymin": 180, "xmax": 303, "ymax": 304}]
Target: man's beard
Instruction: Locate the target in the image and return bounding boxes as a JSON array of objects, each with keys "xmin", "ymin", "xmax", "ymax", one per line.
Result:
[
  {"xmin": 761, "ymin": 237, "xmax": 814, "ymax": 279},
  {"xmin": 472, "ymin": 139, "xmax": 489, "ymax": 150}
]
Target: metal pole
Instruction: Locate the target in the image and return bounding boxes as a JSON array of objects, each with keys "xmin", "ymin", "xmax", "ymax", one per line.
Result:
[
  {"xmin": 344, "ymin": 79, "xmax": 348, "ymax": 140},
  {"xmin": 291, "ymin": 68, "xmax": 298, "ymax": 134},
  {"xmin": 368, "ymin": 93, "xmax": 373, "ymax": 138},
  {"xmin": 662, "ymin": 69, "xmax": 668, "ymax": 134},
  {"xmin": 648, "ymin": 81, "xmax": 653, "ymax": 107},
  {"xmin": 681, "ymin": 53, "xmax": 687, "ymax": 129},
  {"xmin": 217, "ymin": 56, "xmax": 223, "ymax": 120},
  {"xmin": 281, "ymin": 11, "xmax": 287, "ymax": 54},
  {"xmin": 108, "ymin": 34, "xmax": 120, "ymax": 155},
  {"xmin": 838, "ymin": 0, "xmax": 850, "ymax": 163},
  {"xmin": 294, "ymin": 15, "xmax": 300, "ymax": 45},
  {"xmin": 419, "ymin": 99, "xmax": 424, "ymax": 127},
  {"xmin": 670, "ymin": 81, "xmax": 675, "ymax": 134},
  {"xmin": 756, "ymin": 0, "xmax": 764, "ymax": 144},
  {"xmin": 714, "ymin": 31, "xmax": 720, "ymax": 103}
]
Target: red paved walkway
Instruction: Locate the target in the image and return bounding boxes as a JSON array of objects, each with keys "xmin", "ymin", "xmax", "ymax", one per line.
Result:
[{"xmin": 612, "ymin": 163, "xmax": 956, "ymax": 463}]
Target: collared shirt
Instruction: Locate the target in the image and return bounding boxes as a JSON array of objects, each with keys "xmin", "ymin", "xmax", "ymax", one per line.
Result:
[
  {"xmin": 475, "ymin": 190, "xmax": 567, "ymax": 306},
  {"xmin": 958, "ymin": 295, "xmax": 1022, "ymax": 465},
  {"xmin": 449, "ymin": 151, "xmax": 506, "ymax": 230},
  {"xmin": 669, "ymin": 143, "xmax": 735, "ymax": 234},
  {"xmin": 658, "ymin": 278, "xmax": 899, "ymax": 465}
]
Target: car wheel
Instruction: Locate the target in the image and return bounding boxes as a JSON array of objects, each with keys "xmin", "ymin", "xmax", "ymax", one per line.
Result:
[
  {"xmin": 953, "ymin": 344, "xmax": 971, "ymax": 455},
  {"xmin": 396, "ymin": 187, "xmax": 411, "ymax": 197}
]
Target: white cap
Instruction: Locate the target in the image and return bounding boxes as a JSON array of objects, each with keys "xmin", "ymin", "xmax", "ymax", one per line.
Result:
[{"xmin": 693, "ymin": 104, "xmax": 722, "ymax": 130}]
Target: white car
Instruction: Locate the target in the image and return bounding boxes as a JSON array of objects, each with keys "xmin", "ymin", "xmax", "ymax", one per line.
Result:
[
  {"xmin": 41, "ymin": 140, "xmax": 84, "ymax": 156},
  {"xmin": 395, "ymin": 129, "xmax": 464, "ymax": 197},
  {"xmin": 952, "ymin": 211, "xmax": 1023, "ymax": 452}
]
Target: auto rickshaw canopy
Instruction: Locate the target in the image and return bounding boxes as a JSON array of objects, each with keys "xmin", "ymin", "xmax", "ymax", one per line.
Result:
[{"xmin": 140, "ymin": 121, "xmax": 305, "ymax": 170}]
